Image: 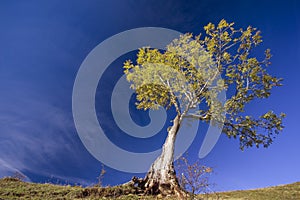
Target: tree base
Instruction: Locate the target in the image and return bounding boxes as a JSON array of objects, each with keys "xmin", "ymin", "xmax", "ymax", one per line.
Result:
[
  {"xmin": 124, "ymin": 176, "xmax": 188, "ymax": 198},
  {"xmin": 121, "ymin": 115, "xmax": 188, "ymax": 197}
]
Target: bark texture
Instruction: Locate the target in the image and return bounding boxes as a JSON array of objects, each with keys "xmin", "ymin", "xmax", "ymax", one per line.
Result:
[{"xmin": 130, "ymin": 115, "xmax": 187, "ymax": 197}]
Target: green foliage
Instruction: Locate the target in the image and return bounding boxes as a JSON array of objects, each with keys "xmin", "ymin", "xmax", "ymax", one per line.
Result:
[{"xmin": 124, "ymin": 19, "xmax": 285, "ymax": 150}]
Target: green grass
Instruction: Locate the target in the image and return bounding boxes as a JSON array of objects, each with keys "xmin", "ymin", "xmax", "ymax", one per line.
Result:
[
  {"xmin": 0, "ymin": 177, "xmax": 160, "ymax": 200},
  {"xmin": 0, "ymin": 177, "xmax": 299, "ymax": 200},
  {"xmin": 201, "ymin": 181, "xmax": 300, "ymax": 200}
]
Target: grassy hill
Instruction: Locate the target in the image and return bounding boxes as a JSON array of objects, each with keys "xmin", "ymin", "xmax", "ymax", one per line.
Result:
[
  {"xmin": 199, "ymin": 182, "xmax": 300, "ymax": 200},
  {"xmin": 0, "ymin": 177, "xmax": 299, "ymax": 200}
]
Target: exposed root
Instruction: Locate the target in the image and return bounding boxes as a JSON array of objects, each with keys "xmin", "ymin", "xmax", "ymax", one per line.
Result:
[
  {"xmin": 119, "ymin": 115, "xmax": 188, "ymax": 198},
  {"xmin": 125, "ymin": 176, "xmax": 189, "ymax": 198}
]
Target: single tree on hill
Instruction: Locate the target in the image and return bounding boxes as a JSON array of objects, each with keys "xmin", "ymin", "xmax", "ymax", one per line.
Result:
[{"xmin": 123, "ymin": 19, "xmax": 285, "ymax": 197}]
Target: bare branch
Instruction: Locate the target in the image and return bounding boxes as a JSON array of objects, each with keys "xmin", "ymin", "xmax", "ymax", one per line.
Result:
[{"xmin": 183, "ymin": 113, "xmax": 208, "ymax": 120}]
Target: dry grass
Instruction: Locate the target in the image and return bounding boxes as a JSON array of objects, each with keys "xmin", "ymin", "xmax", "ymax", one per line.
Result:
[
  {"xmin": 199, "ymin": 182, "xmax": 300, "ymax": 200},
  {"xmin": 0, "ymin": 177, "xmax": 299, "ymax": 200}
]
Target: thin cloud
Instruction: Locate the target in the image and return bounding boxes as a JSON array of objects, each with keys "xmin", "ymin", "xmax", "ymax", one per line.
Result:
[
  {"xmin": 0, "ymin": 158, "xmax": 31, "ymax": 181},
  {"xmin": 0, "ymin": 81, "xmax": 96, "ymax": 184}
]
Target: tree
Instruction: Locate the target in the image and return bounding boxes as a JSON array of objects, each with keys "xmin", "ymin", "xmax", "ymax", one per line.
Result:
[
  {"xmin": 175, "ymin": 155, "xmax": 213, "ymax": 197},
  {"xmin": 123, "ymin": 19, "xmax": 285, "ymax": 197}
]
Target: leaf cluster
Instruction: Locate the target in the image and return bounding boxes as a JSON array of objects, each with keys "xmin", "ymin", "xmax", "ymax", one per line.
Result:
[
  {"xmin": 123, "ymin": 19, "xmax": 285, "ymax": 150},
  {"xmin": 201, "ymin": 19, "xmax": 285, "ymax": 149}
]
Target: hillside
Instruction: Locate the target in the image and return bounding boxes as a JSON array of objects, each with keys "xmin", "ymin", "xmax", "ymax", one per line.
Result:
[
  {"xmin": 199, "ymin": 181, "xmax": 300, "ymax": 200},
  {"xmin": 0, "ymin": 177, "xmax": 299, "ymax": 200}
]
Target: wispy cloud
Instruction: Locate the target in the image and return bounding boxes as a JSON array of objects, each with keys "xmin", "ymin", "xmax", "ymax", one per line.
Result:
[
  {"xmin": 0, "ymin": 80, "xmax": 96, "ymax": 184},
  {"xmin": 0, "ymin": 158, "xmax": 31, "ymax": 181}
]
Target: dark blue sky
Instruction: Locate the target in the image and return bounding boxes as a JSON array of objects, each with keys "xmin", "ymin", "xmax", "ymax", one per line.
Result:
[{"xmin": 0, "ymin": 0, "xmax": 299, "ymax": 191}]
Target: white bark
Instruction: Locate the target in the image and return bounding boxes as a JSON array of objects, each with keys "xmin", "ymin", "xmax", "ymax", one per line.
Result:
[
  {"xmin": 129, "ymin": 114, "xmax": 187, "ymax": 197},
  {"xmin": 145, "ymin": 114, "xmax": 181, "ymax": 186}
]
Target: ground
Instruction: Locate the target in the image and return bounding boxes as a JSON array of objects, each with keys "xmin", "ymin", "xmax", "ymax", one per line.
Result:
[{"xmin": 0, "ymin": 177, "xmax": 299, "ymax": 200}]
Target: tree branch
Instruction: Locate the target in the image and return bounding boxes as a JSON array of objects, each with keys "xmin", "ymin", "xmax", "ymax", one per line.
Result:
[{"xmin": 183, "ymin": 113, "xmax": 208, "ymax": 120}]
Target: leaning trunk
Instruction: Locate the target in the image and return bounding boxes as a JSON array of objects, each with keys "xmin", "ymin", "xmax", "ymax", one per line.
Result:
[{"xmin": 131, "ymin": 115, "xmax": 187, "ymax": 197}]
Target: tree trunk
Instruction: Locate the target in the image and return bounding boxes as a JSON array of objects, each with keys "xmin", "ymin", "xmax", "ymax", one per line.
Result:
[{"xmin": 131, "ymin": 114, "xmax": 187, "ymax": 197}]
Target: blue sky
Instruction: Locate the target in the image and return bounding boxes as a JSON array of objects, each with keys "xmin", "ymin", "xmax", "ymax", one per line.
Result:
[{"xmin": 0, "ymin": 0, "xmax": 299, "ymax": 192}]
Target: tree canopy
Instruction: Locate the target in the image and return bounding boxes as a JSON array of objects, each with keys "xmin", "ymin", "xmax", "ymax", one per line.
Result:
[{"xmin": 124, "ymin": 19, "xmax": 285, "ymax": 150}]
